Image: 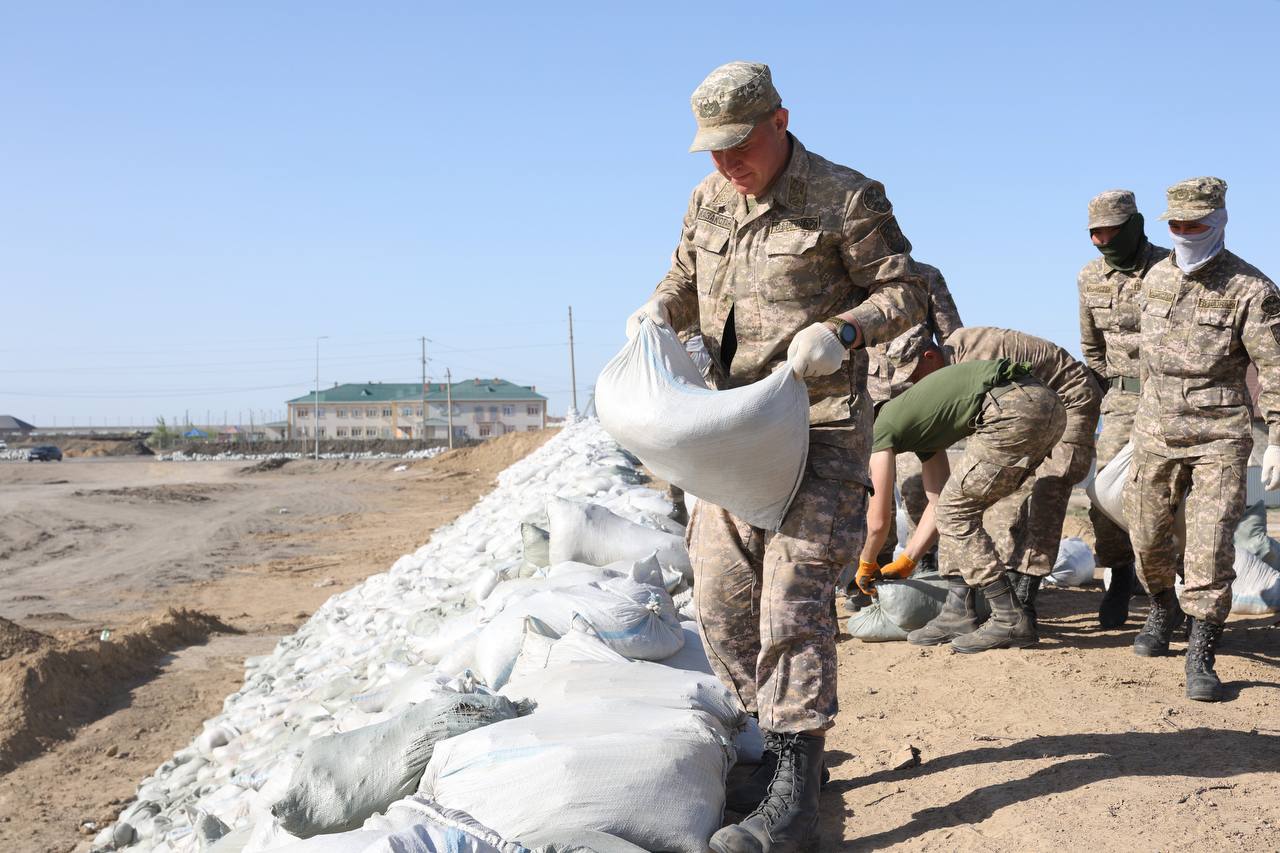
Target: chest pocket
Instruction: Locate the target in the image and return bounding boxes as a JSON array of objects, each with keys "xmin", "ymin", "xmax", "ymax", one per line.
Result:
[
  {"xmin": 1141, "ymin": 296, "xmax": 1173, "ymax": 336},
  {"xmin": 1194, "ymin": 302, "xmax": 1236, "ymax": 358},
  {"xmin": 1086, "ymin": 290, "xmax": 1114, "ymax": 330},
  {"xmin": 764, "ymin": 227, "xmax": 825, "ymax": 301},
  {"xmin": 692, "ymin": 222, "xmax": 730, "ymax": 295}
]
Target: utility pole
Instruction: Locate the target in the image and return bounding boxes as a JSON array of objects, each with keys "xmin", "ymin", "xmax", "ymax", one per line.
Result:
[
  {"xmin": 568, "ymin": 305, "xmax": 578, "ymax": 415},
  {"xmin": 420, "ymin": 336, "xmax": 430, "ymax": 444},
  {"xmin": 445, "ymin": 368, "xmax": 454, "ymax": 450},
  {"xmin": 315, "ymin": 335, "xmax": 329, "ymax": 460}
]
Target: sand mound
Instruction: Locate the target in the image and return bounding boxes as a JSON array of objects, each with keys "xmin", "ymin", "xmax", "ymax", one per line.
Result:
[
  {"xmin": 0, "ymin": 609, "xmax": 236, "ymax": 773},
  {"xmin": 0, "ymin": 617, "xmax": 50, "ymax": 661},
  {"xmin": 431, "ymin": 428, "xmax": 556, "ymax": 474}
]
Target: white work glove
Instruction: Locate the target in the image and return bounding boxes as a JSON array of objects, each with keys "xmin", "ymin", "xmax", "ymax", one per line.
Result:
[
  {"xmin": 625, "ymin": 299, "xmax": 670, "ymax": 339},
  {"xmin": 787, "ymin": 322, "xmax": 847, "ymax": 379},
  {"xmin": 1263, "ymin": 445, "xmax": 1280, "ymax": 491}
]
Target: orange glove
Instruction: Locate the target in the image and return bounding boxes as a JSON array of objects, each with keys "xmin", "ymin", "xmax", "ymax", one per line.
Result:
[
  {"xmin": 880, "ymin": 553, "xmax": 917, "ymax": 580},
  {"xmin": 855, "ymin": 560, "xmax": 880, "ymax": 596}
]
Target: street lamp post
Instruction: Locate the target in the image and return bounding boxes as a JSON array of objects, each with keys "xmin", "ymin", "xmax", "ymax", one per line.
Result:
[{"xmin": 315, "ymin": 336, "xmax": 328, "ymax": 460}]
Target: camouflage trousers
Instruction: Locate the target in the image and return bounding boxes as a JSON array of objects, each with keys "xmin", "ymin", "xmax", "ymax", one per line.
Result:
[
  {"xmin": 1124, "ymin": 446, "xmax": 1245, "ymax": 624},
  {"xmin": 690, "ymin": 437, "xmax": 867, "ymax": 733},
  {"xmin": 873, "ymin": 450, "xmax": 927, "ymax": 566},
  {"xmin": 935, "ymin": 376, "xmax": 1066, "ymax": 586},
  {"xmin": 1089, "ymin": 390, "xmax": 1138, "ymax": 569},
  {"xmin": 985, "ymin": 437, "xmax": 1096, "ymax": 576}
]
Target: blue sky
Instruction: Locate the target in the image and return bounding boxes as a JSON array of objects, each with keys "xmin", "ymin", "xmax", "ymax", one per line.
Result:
[{"xmin": 2, "ymin": 2, "xmax": 1278, "ymax": 426}]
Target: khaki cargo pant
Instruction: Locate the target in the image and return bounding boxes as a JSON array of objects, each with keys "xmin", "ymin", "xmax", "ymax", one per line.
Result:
[
  {"xmin": 1089, "ymin": 390, "xmax": 1139, "ymax": 569},
  {"xmin": 1124, "ymin": 447, "xmax": 1245, "ymax": 624},
  {"xmin": 690, "ymin": 437, "xmax": 867, "ymax": 734},
  {"xmin": 936, "ymin": 376, "xmax": 1067, "ymax": 586}
]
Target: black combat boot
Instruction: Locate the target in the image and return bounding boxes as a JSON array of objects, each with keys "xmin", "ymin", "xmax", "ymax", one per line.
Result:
[
  {"xmin": 907, "ymin": 576, "xmax": 979, "ymax": 646},
  {"xmin": 1184, "ymin": 617, "xmax": 1225, "ymax": 702},
  {"xmin": 725, "ymin": 733, "xmax": 831, "ymax": 814},
  {"xmin": 710, "ymin": 731, "xmax": 825, "ymax": 853},
  {"xmin": 1098, "ymin": 561, "xmax": 1136, "ymax": 629},
  {"xmin": 1005, "ymin": 570, "xmax": 1042, "ymax": 630},
  {"xmin": 951, "ymin": 574, "xmax": 1038, "ymax": 653},
  {"xmin": 1132, "ymin": 588, "xmax": 1184, "ymax": 657}
]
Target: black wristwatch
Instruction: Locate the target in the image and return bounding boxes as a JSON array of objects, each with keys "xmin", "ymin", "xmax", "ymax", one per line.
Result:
[{"xmin": 825, "ymin": 317, "xmax": 858, "ymax": 348}]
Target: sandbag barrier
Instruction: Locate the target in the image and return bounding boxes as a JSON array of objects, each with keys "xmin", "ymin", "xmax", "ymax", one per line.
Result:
[{"xmin": 97, "ymin": 418, "xmax": 751, "ymax": 853}]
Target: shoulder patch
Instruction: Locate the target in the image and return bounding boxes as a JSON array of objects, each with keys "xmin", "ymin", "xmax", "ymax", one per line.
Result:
[
  {"xmin": 1146, "ymin": 287, "xmax": 1177, "ymax": 303},
  {"xmin": 878, "ymin": 218, "xmax": 909, "ymax": 255},
  {"xmin": 860, "ymin": 184, "xmax": 891, "ymax": 214},
  {"xmin": 1262, "ymin": 293, "xmax": 1280, "ymax": 319},
  {"xmin": 772, "ymin": 216, "xmax": 820, "ymax": 234},
  {"xmin": 1197, "ymin": 297, "xmax": 1237, "ymax": 310},
  {"xmin": 696, "ymin": 207, "xmax": 733, "ymax": 230}
]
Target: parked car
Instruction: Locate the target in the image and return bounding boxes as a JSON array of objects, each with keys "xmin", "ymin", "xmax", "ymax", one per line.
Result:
[{"xmin": 27, "ymin": 445, "xmax": 62, "ymax": 461}]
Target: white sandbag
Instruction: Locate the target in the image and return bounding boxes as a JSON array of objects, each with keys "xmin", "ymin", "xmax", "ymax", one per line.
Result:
[
  {"xmin": 1045, "ymin": 537, "xmax": 1096, "ymax": 587},
  {"xmin": 1086, "ymin": 441, "xmax": 1132, "ymax": 529},
  {"xmin": 546, "ymin": 616, "xmax": 630, "ymax": 665},
  {"xmin": 356, "ymin": 795, "xmax": 532, "ymax": 853},
  {"xmin": 472, "ymin": 578, "xmax": 684, "ymax": 689},
  {"xmin": 500, "ymin": 659, "xmax": 743, "ymax": 733},
  {"xmin": 596, "ymin": 319, "xmax": 809, "ymax": 531},
  {"xmin": 521, "ymin": 522, "xmax": 551, "ymax": 570},
  {"xmin": 733, "ymin": 715, "xmax": 765, "ymax": 765},
  {"xmin": 846, "ymin": 602, "xmax": 909, "ymax": 642},
  {"xmin": 420, "ymin": 703, "xmax": 732, "ymax": 853},
  {"xmin": 504, "ymin": 616, "xmax": 560, "ymax": 684},
  {"xmin": 519, "ymin": 828, "xmax": 648, "ymax": 853},
  {"xmin": 270, "ymin": 691, "xmax": 523, "ymax": 837},
  {"xmin": 547, "ymin": 497, "xmax": 692, "ymax": 580},
  {"xmin": 416, "ymin": 610, "xmax": 483, "ymax": 665},
  {"xmin": 1233, "ymin": 500, "xmax": 1280, "ymax": 570},
  {"xmin": 1230, "ymin": 547, "xmax": 1280, "ymax": 615},
  {"xmin": 658, "ymin": 621, "xmax": 714, "ymax": 675}
]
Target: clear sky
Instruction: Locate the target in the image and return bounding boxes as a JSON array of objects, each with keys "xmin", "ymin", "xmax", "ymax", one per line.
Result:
[{"xmin": 3, "ymin": 1, "xmax": 1277, "ymax": 427}]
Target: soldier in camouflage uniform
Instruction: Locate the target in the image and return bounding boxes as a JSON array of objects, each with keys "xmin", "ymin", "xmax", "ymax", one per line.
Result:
[
  {"xmin": 942, "ymin": 327, "xmax": 1100, "ymax": 630},
  {"xmin": 865, "ymin": 264, "xmax": 964, "ymax": 572},
  {"xmin": 858, "ymin": 356, "xmax": 1066, "ymax": 654},
  {"xmin": 1124, "ymin": 177, "xmax": 1280, "ymax": 702},
  {"xmin": 1077, "ymin": 189, "xmax": 1170, "ymax": 628},
  {"xmin": 625, "ymin": 61, "xmax": 926, "ymax": 852}
]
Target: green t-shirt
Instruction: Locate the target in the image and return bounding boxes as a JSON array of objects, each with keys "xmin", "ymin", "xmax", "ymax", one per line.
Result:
[{"xmin": 872, "ymin": 358, "xmax": 1028, "ymax": 460}]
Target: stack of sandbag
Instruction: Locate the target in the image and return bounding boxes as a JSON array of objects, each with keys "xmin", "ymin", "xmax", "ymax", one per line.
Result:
[
  {"xmin": 416, "ymin": 659, "xmax": 742, "ymax": 853},
  {"xmin": 596, "ymin": 318, "xmax": 809, "ymax": 531}
]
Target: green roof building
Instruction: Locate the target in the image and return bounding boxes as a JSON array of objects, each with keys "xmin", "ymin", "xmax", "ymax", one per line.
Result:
[{"xmin": 286, "ymin": 378, "xmax": 547, "ymax": 441}]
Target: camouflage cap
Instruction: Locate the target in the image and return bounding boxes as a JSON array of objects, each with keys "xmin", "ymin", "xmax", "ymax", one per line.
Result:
[
  {"xmin": 688, "ymin": 61, "xmax": 782, "ymax": 153},
  {"xmin": 885, "ymin": 324, "xmax": 936, "ymax": 396},
  {"xmin": 1160, "ymin": 176, "xmax": 1227, "ymax": 221},
  {"xmin": 1087, "ymin": 190, "xmax": 1138, "ymax": 230}
]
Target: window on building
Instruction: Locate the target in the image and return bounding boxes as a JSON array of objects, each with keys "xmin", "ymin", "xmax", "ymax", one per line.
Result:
[
  {"xmin": 502, "ymin": 405, "xmax": 513, "ymax": 416},
  {"xmin": 336, "ymin": 408, "xmax": 347, "ymax": 418},
  {"xmin": 316, "ymin": 408, "xmax": 326, "ymax": 418},
  {"xmin": 415, "ymin": 407, "xmax": 423, "ymax": 417},
  {"xmin": 401, "ymin": 407, "xmax": 413, "ymax": 417},
  {"xmin": 479, "ymin": 424, "xmax": 492, "ymax": 437},
  {"xmin": 527, "ymin": 405, "xmax": 540, "ymax": 416},
  {"xmin": 382, "ymin": 408, "xmax": 392, "ymax": 417},
  {"xmin": 488, "ymin": 406, "xmax": 498, "ymax": 416},
  {"xmin": 473, "ymin": 405, "xmax": 483, "ymax": 414},
  {"xmin": 526, "ymin": 425, "xmax": 537, "ymax": 432},
  {"xmin": 317, "ymin": 427, "xmax": 326, "ymax": 437},
  {"xmin": 336, "ymin": 427, "xmax": 348, "ymax": 437},
  {"xmin": 366, "ymin": 408, "xmax": 378, "ymax": 417},
  {"xmin": 351, "ymin": 408, "xmax": 362, "ymax": 418}
]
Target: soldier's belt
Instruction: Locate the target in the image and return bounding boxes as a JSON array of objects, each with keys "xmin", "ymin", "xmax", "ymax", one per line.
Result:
[
  {"xmin": 988, "ymin": 373, "xmax": 1034, "ymax": 401},
  {"xmin": 1108, "ymin": 376, "xmax": 1141, "ymax": 393}
]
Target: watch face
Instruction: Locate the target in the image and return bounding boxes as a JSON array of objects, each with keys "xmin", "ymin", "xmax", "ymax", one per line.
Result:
[{"xmin": 841, "ymin": 323, "xmax": 856, "ymax": 345}]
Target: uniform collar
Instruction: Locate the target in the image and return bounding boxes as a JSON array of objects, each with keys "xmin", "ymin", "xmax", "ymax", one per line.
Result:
[{"xmin": 756, "ymin": 134, "xmax": 810, "ymax": 213}]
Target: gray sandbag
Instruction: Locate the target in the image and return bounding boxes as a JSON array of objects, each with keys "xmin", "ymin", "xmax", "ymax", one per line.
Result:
[
  {"xmin": 1229, "ymin": 548, "xmax": 1280, "ymax": 615},
  {"xmin": 522, "ymin": 522, "xmax": 551, "ymax": 570},
  {"xmin": 846, "ymin": 602, "xmax": 909, "ymax": 642},
  {"xmin": 271, "ymin": 691, "xmax": 524, "ymax": 838},
  {"xmin": 1234, "ymin": 500, "xmax": 1280, "ymax": 570},
  {"xmin": 847, "ymin": 573, "xmax": 979, "ymax": 642}
]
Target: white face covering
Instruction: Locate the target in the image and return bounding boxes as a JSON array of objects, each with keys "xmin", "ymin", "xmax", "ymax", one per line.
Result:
[{"xmin": 1170, "ymin": 208, "xmax": 1227, "ymax": 274}]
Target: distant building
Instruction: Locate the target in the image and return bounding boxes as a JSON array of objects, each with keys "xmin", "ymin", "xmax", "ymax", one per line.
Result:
[
  {"xmin": 285, "ymin": 378, "xmax": 547, "ymax": 441},
  {"xmin": 0, "ymin": 415, "xmax": 36, "ymax": 436}
]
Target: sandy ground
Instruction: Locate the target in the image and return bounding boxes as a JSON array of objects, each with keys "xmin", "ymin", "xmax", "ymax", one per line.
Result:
[
  {"xmin": 1, "ymin": 440, "xmax": 1277, "ymax": 852},
  {"xmin": 0, "ymin": 432, "xmax": 552, "ymax": 852}
]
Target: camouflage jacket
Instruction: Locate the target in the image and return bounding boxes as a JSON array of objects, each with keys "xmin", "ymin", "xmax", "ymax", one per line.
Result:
[
  {"xmin": 1135, "ymin": 249, "xmax": 1280, "ymax": 456},
  {"xmin": 1078, "ymin": 239, "xmax": 1169, "ymax": 387},
  {"xmin": 867, "ymin": 262, "xmax": 963, "ymax": 405},
  {"xmin": 652, "ymin": 136, "xmax": 926, "ymax": 430},
  {"xmin": 946, "ymin": 326, "xmax": 1102, "ymax": 445}
]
